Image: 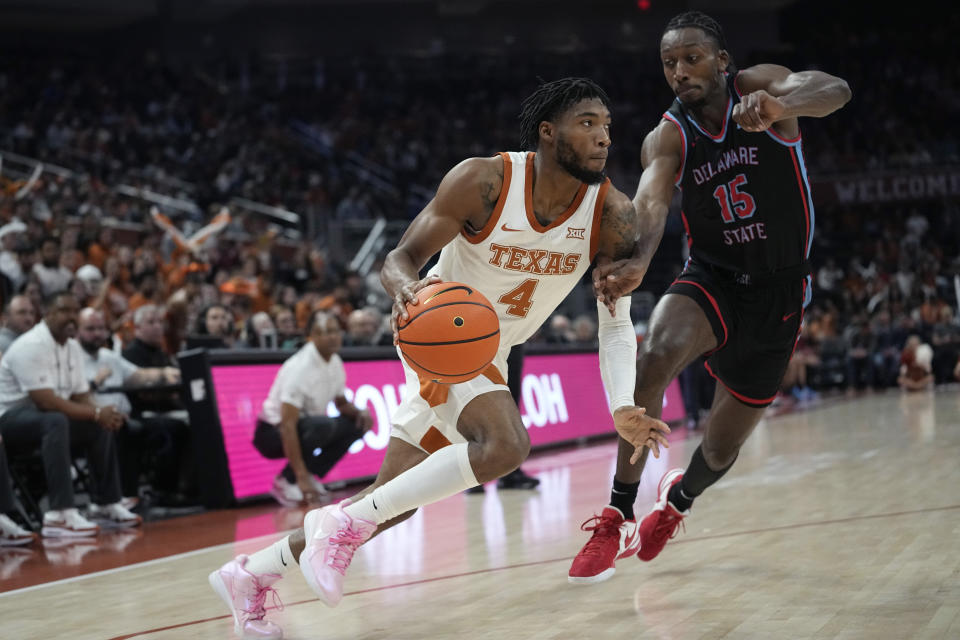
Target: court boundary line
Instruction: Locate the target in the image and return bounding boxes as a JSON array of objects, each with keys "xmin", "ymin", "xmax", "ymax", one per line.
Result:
[
  {"xmin": 56, "ymin": 501, "xmax": 960, "ymax": 639},
  {"xmin": 0, "ymin": 530, "xmax": 291, "ymax": 598}
]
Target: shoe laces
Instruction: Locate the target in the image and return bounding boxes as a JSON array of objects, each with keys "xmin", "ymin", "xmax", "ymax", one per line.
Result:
[
  {"xmin": 244, "ymin": 579, "xmax": 284, "ymax": 621},
  {"xmin": 653, "ymin": 508, "xmax": 686, "ymax": 541},
  {"xmin": 326, "ymin": 526, "xmax": 367, "ymax": 574},
  {"xmin": 578, "ymin": 514, "xmax": 621, "ymax": 557}
]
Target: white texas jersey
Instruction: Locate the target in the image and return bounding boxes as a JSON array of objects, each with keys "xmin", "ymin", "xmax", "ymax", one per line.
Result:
[{"xmin": 428, "ymin": 151, "xmax": 610, "ymax": 351}]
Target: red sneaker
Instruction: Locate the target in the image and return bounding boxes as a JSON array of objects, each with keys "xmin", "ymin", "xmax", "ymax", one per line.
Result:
[
  {"xmin": 637, "ymin": 469, "xmax": 688, "ymax": 562},
  {"xmin": 568, "ymin": 506, "xmax": 640, "ymax": 584}
]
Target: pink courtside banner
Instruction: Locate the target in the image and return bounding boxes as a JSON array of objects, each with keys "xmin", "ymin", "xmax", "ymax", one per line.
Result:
[{"xmin": 211, "ymin": 353, "xmax": 685, "ymax": 500}]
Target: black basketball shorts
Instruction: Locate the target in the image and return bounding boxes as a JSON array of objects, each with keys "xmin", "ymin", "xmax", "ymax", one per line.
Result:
[{"xmin": 665, "ymin": 260, "xmax": 810, "ymax": 408}]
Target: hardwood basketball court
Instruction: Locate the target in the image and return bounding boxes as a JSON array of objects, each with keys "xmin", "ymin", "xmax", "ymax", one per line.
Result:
[{"xmin": 2, "ymin": 389, "xmax": 958, "ymax": 639}]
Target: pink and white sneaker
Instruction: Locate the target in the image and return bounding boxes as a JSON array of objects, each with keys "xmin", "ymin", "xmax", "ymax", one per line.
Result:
[
  {"xmin": 209, "ymin": 555, "xmax": 284, "ymax": 639},
  {"xmin": 300, "ymin": 500, "xmax": 376, "ymax": 607}
]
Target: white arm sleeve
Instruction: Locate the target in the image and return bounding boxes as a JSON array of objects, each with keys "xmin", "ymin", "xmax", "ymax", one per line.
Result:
[{"xmin": 597, "ymin": 296, "xmax": 637, "ymax": 414}]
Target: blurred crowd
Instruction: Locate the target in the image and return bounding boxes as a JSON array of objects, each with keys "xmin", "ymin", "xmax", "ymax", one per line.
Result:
[{"xmin": 0, "ymin": 2, "xmax": 956, "ymax": 552}]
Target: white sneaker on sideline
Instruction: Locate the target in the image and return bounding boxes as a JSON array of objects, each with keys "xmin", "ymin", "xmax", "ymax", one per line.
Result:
[
  {"xmin": 42, "ymin": 508, "xmax": 99, "ymax": 537},
  {"xmin": 270, "ymin": 476, "xmax": 303, "ymax": 507},
  {"xmin": 87, "ymin": 502, "xmax": 143, "ymax": 529},
  {"xmin": 0, "ymin": 514, "xmax": 37, "ymax": 546}
]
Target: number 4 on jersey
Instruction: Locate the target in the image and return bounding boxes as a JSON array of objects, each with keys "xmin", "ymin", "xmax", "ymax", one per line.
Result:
[{"xmin": 499, "ymin": 279, "xmax": 538, "ymax": 317}]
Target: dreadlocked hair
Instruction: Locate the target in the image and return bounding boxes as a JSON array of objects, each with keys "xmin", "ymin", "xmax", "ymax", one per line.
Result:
[
  {"xmin": 663, "ymin": 11, "xmax": 736, "ymax": 72},
  {"xmin": 518, "ymin": 77, "xmax": 611, "ymax": 151}
]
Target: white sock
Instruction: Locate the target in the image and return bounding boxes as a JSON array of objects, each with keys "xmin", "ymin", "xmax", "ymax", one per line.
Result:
[
  {"xmin": 245, "ymin": 534, "xmax": 295, "ymax": 576},
  {"xmin": 344, "ymin": 442, "xmax": 479, "ymax": 525}
]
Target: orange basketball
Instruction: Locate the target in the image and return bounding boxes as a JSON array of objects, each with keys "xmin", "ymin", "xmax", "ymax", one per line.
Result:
[{"xmin": 397, "ymin": 281, "xmax": 500, "ymax": 384}]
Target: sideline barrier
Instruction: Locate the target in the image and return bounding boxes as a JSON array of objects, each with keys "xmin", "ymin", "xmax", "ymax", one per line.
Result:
[{"xmin": 180, "ymin": 345, "xmax": 685, "ymax": 507}]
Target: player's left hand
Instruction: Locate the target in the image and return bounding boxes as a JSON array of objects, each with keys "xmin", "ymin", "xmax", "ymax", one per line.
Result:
[
  {"xmin": 613, "ymin": 406, "xmax": 671, "ymax": 464},
  {"xmin": 391, "ymin": 275, "xmax": 442, "ymax": 343},
  {"xmin": 593, "ymin": 256, "xmax": 646, "ymax": 314},
  {"xmin": 732, "ymin": 90, "xmax": 787, "ymax": 132}
]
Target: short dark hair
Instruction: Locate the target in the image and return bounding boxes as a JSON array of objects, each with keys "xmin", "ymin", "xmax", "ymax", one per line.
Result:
[
  {"xmin": 44, "ymin": 290, "xmax": 75, "ymax": 312},
  {"xmin": 518, "ymin": 77, "xmax": 611, "ymax": 151}
]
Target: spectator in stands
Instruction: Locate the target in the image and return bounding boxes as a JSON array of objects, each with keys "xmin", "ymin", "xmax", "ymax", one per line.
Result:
[
  {"xmin": 188, "ymin": 303, "xmax": 235, "ymax": 349},
  {"xmin": 343, "ymin": 307, "xmax": 391, "ymax": 347},
  {"xmin": 20, "ymin": 277, "xmax": 44, "ymax": 320},
  {"xmin": 0, "ymin": 294, "xmax": 37, "ymax": 354},
  {"xmin": 844, "ymin": 316, "xmax": 876, "ymax": 391},
  {"xmin": 77, "ymin": 308, "xmax": 186, "ymax": 504},
  {"xmin": 0, "ymin": 219, "xmax": 28, "ymax": 291},
  {"xmin": 898, "ymin": 335, "xmax": 934, "ymax": 391},
  {"xmin": 545, "ymin": 314, "xmax": 575, "ymax": 344},
  {"xmin": 32, "ymin": 237, "xmax": 73, "ymax": 297},
  {"xmin": 572, "ymin": 314, "xmax": 598, "ymax": 345},
  {"xmin": 243, "ymin": 311, "xmax": 278, "ymax": 349},
  {"xmin": 253, "ymin": 309, "xmax": 372, "ymax": 506},
  {"xmin": 123, "ymin": 305, "xmax": 174, "ymax": 368},
  {"xmin": 0, "ymin": 292, "xmax": 140, "ymax": 536},
  {"xmin": 270, "ymin": 304, "xmax": 302, "ymax": 349},
  {"xmin": 871, "ymin": 310, "xmax": 903, "ymax": 388}
]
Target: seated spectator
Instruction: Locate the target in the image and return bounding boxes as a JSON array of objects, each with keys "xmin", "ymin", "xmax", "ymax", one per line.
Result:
[
  {"xmin": 572, "ymin": 314, "xmax": 598, "ymax": 345},
  {"xmin": 0, "ymin": 292, "xmax": 140, "ymax": 536},
  {"xmin": 186, "ymin": 303, "xmax": 235, "ymax": 349},
  {"xmin": 270, "ymin": 304, "xmax": 302, "ymax": 349},
  {"xmin": 545, "ymin": 314, "xmax": 574, "ymax": 343},
  {"xmin": 898, "ymin": 335, "xmax": 934, "ymax": 391},
  {"xmin": 123, "ymin": 305, "xmax": 176, "ymax": 370},
  {"xmin": 32, "ymin": 237, "xmax": 73, "ymax": 298},
  {"xmin": 242, "ymin": 311, "xmax": 279, "ymax": 349},
  {"xmin": 253, "ymin": 310, "xmax": 372, "ymax": 506},
  {"xmin": 844, "ymin": 317, "xmax": 876, "ymax": 391},
  {"xmin": 343, "ymin": 307, "xmax": 392, "ymax": 347},
  {"xmin": 0, "ymin": 439, "xmax": 37, "ymax": 545},
  {"xmin": 77, "ymin": 308, "xmax": 188, "ymax": 505},
  {"xmin": 0, "ymin": 294, "xmax": 37, "ymax": 355}
]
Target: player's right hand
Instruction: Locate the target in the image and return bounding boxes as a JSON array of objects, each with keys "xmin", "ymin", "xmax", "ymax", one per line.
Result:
[
  {"xmin": 391, "ymin": 275, "xmax": 442, "ymax": 343},
  {"xmin": 593, "ymin": 257, "xmax": 647, "ymax": 314},
  {"xmin": 613, "ymin": 406, "xmax": 671, "ymax": 464}
]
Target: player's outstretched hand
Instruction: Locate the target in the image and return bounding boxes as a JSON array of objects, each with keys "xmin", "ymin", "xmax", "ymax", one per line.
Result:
[
  {"xmin": 592, "ymin": 256, "xmax": 646, "ymax": 314},
  {"xmin": 613, "ymin": 406, "xmax": 671, "ymax": 464},
  {"xmin": 732, "ymin": 90, "xmax": 787, "ymax": 132},
  {"xmin": 391, "ymin": 275, "xmax": 442, "ymax": 343}
]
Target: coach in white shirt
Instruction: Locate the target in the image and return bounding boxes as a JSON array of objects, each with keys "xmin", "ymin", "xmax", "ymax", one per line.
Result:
[
  {"xmin": 0, "ymin": 292, "xmax": 140, "ymax": 537},
  {"xmin": 254, "ymin": 310, "xmax": 372, "ymax": 506}
]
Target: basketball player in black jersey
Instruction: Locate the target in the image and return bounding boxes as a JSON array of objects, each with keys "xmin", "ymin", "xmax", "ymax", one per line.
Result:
[{"xmin": 569, "ymin": 11, "xmax": 851, "ymax": 583}]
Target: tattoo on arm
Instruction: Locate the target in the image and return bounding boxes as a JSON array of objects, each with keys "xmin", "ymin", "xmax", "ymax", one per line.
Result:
[
  {"xmin": 480, "ymin": 164, "xmax": 503, "ymax": 217},
  {"xmin": 600, "ymin": 196, "xmax": 639, "ymax": 260}
]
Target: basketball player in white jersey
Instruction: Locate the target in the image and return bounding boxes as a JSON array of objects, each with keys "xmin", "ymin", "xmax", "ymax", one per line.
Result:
[{"xmin": 208, "ymin": 77, "xmax": 671, "ymax": 638}]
